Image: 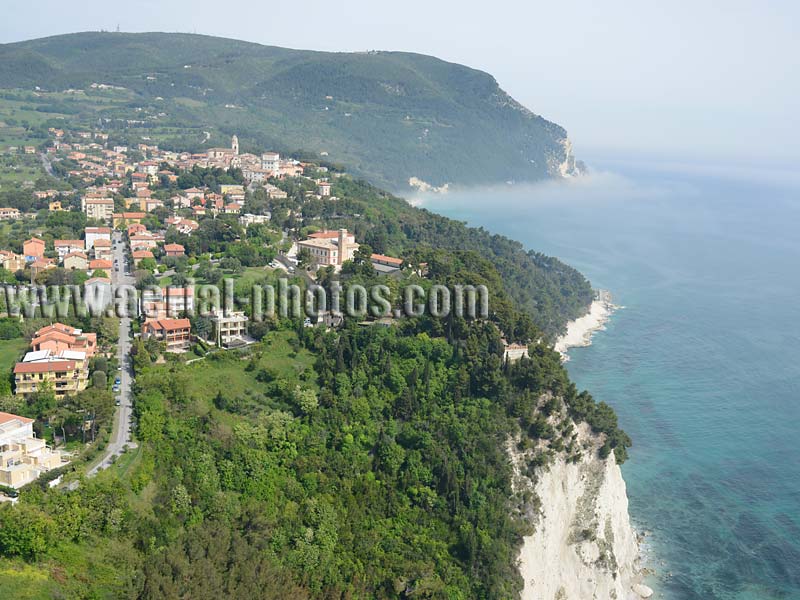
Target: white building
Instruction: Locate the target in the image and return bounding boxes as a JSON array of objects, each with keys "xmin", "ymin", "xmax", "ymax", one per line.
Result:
[
  {"xmin": 297, "ymin": 229, "xmax": 360, "ymax": 271},
  {"xmin": 84, "ymin": 227, "xmax": 112, "ymax": 251},
  {"xmin": 0, "ymin": 412, "xmax": 65, "ymax": 489},
  {"xmin": 210, "ymin": 310, "xmax": 249, "ymax": 347},
  {"xmin": 261, "ymin": 152, "xmax": 280, "ymax": 173}
]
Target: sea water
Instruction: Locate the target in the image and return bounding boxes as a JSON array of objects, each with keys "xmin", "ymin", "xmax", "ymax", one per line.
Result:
[{"xmin": 421, "ymin": 158, "xmax": 800, "ymax": 599}]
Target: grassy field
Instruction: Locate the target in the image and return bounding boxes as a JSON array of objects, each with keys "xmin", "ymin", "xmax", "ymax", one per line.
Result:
[
  {"xmin": 0, "ymin": 560, "xmax": 56, "ymax": 599},
  {"xmin": 176, "ymin": 330, "xmax": 316, "ymax": 423},
  {"xmin": 0, "ymin": 337, "xmax": 29, "ymax": 374}
]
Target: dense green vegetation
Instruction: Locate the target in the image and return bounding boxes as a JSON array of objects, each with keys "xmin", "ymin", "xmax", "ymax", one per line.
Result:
[
  {"xmin": 0, "ymin": 32, "xmax": 581, "ymax": 189},
  {"xmin": 0, "ymin": 248, "xmax": 627, "ymax": 599}
]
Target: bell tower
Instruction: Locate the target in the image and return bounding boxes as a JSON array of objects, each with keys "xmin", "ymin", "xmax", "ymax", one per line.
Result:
[{"xmin": 231, "ymin": 135, "xmax": 239, "ymax": 155}]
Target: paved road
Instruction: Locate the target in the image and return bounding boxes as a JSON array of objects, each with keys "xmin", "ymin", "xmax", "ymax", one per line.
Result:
[{"xmin": 88, "ymin": 232, "xmax": 136, "ymax": 475}]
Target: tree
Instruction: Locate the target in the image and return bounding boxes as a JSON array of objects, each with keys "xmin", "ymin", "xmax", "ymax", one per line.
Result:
[
  {"xmin": 0, "ymin": 504, "xmax": 54, "ymax": 560},
  {"xmin": 293, "ymin": 386, "xmax": 318, "ymax": 415},
  {"xmin": 92, "ymin": 370, "xmax": 107, "ymax": 389},
  {"xmin": 297, "ymin": 247, "xmax": 312, "ymax": 269}
]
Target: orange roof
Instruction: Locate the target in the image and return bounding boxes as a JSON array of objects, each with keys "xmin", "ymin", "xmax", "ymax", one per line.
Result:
[
  {"xmin": 308, "ymin": 231, "xmax": 340, "ymax": 239},
  {"xmin": 85, "ymin": 227, "xmax": 112, "ymax": 233},
  {"xmin": 89, "ymin": 259, "xmax": 112, "ymax": 269},
  {"xmin": 14, "ymin": 360, "xmax": 76, "ymax": 374},
  {"xmin": 132, "ymin": 250, "xmax": 154, "ymax": 258},
  {"xmin": 55, "ymin": 239, "xmax": 82, "ymax": 247},
  {"xmin": 371, "ymin": 253, "xmax": 403, "ymax": 266},
  {"xmin": 164, "ymin": 243, "xmax": 184, "ymax": 252},
  {"xmin": 0, "ymin": 411, "xmax": 34, "ymax": 425},
  {"xmin": 93, "ymin": 239, "xmax": 111, "ymax": 247},
  {"xmin": 144, "ymin": 318, "xmax": 191, "ymax": 332}
]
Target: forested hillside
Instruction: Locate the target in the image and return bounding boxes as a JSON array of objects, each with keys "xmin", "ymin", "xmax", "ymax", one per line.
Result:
[
  {"xmin": 0, "ymin": 32, "xmax": 582, "ymax": 189},
  {"xmin": 0, "ymin": 256, "xmax": 628, "ymax": 599}
]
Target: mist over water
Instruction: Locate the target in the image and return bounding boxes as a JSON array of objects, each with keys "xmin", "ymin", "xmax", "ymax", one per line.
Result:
[{"xmin": 418, "ymin": 160, "xmax": 800, "ymax": 599}]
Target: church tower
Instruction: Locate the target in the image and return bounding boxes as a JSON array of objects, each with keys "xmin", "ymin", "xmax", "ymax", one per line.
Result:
[{"xmin": 231, "ymin": 135, "xmax": 239, "ymax": 155}]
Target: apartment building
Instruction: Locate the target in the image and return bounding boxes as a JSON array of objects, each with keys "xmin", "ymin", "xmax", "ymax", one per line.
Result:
[
  {"xmin": 210, "ymin": 310, "xmax": 248, "ymax": 347},
  {"xmin": 0, "ymin": 412, "xmax": 64, "ymax": 489}
]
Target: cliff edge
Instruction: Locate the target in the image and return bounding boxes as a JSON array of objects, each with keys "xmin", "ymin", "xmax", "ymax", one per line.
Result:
[{"xmin": 511, "ymin": 422, "xmax": 648, "ymax": 600}]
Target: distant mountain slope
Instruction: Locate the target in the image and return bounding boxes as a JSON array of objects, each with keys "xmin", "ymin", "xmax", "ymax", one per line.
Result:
[{"xmin": 0, "ymin": 32, "xmax": 582, "ymax": 189}]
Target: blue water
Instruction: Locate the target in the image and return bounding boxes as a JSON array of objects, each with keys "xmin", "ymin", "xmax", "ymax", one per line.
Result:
[{"xmin": 422, "ymin": 159, "xmax": 800, "ymax": 599}]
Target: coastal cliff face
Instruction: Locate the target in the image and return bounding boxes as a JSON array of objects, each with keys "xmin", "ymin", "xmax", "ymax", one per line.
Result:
[{"xmin": 511, "ymin": 422, "xmax": 642, "ymax": 600}]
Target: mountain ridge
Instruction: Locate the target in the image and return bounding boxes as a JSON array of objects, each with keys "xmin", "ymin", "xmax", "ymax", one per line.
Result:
[{"xmin": 0, "ymin": 31, "xmax": 583, "ymax": 189}]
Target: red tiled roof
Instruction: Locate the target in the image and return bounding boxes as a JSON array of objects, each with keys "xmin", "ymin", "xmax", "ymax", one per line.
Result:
[
  {"xmin": 0, "ymin": 411, "xmax": 34, "ymax": 425},
  {"xmin": 143, "ymin": 318, "xmax": 191, "ymax": 332},
  {"xmin": 371, "ymin": 253, "xmax": 403, "ymax": 266},
  {"xmin": 14, "ymin": 360, "xmax": 76, "ymax": 374}
]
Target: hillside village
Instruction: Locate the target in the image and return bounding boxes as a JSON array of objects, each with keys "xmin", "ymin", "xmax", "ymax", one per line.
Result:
[{"xmin": 0, "ymin": 128, "xmax": 421, "ymax": 496}]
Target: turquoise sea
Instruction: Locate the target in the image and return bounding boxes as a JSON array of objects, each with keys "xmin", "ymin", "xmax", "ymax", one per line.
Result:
[{"xmin": 421, "ymin": 158, "xmax": 800, "ymax": 600}]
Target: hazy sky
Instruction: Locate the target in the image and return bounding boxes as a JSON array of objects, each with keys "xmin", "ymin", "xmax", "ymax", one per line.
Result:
[{"xmin": 1, "ymin": 0, "xmax": 797, "ymax": 164}]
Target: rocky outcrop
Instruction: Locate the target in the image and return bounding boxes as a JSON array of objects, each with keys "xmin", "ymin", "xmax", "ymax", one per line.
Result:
[
  {"xmin": 511, "ymin": 422, "xmax": 644, "ymax": 600},
  {"xmin": 546, "ymin": 137, "xmax": 586, "ymax": 178}
]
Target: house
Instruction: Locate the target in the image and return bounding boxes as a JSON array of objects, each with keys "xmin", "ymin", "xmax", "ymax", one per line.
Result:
[
  {"xmin": 0, "ymin": 250, "xmax": 25, "ymax": 273},
  {"xmin": 88, "ymin": 258, "xmax": 112, "ymax": 273},
  {"xmin": 165, "ymin": 217, "xmax": 199, "ymax": 235},
  {"xmin": 210, "ymin": 310, "xmax": 248, "ymax": 347},
  {"xmin": 318, "ymin": 181, "xmax": 331, "ymax": 197},
  {"xmin": 261, "ymin": 184, "xmax": 287, "ymax": 200},
  {"xmin": 127, "ymin": 223, "xmax": 147, "ymax": 237},
  {"xmin": 243, "ymin": 166, "xmax": 270, "ymax": 183},
  {"xmin": 0, "ymin": 207, "xmax": 21, "ymax": 220},
  {"xmin": 84, "ymin": 226, "xmax": 112, "ymax": 250},
  {"xmin": 92, "ymin": 239, "xmax": 113, "ymax": 261},
  {"xmin": 220, "ymin": 184, "xmax": 245, "ymax": 202},
  {"xmin": 112, "ymin": 212, "xmax": 146, "ymax": 227},
  {"xmin": 132, "ymin": 250, "xmax": 154, "ymax": 267},
  {"xmin": 54, "ymin": 239, "xmax": 84, "ymax": 261},
  {"xmin": 240, "ymin": 213, "xmax": 271, "ymax": 227},
  {"xmin": 83, "ymin": 198, "xmax": 114, "ymax": 222},
  {"xmin": 172, "ymin": 194, "xmax": 192, "ymax": 209},
  {"xmin": 224, "ymin": 202, "xmax": 242, "ymax": 215},
  {"xmin": 30, "ymin": 258, "xmax": 56, "ymax": 275},
  {"xmin": 32, "ymin": 323, "xmax": 97, "ymax": 357},
  {"xmin": 370, "ymin": 253, "xmax": 403, "ymax": 273},
  {"xmin": 141, "ymin": 318, "xmax": 192, "ymax": 352},
  {"xmin": 0, "ymin": 412, "xmax": 65, "ymax": 489},
  {"xmin": 503, "ymin": 342, "xmax": 529, "ymax": 362},
  {"xmin": 129, "ymin": 232, "xmax": 162, "ymax": 251},
  {"xmin": 48, "ymin": 200, "xmax": 64, "ymax": 212},
  {"xmin": 23, "ymin": 237, "xmax": 46, "ymax": 261},
  {"xmin": 63, "ymin": 251, "xmax": 89, "ymax": 271},
  {"xmin": 297, "ymin": 229, "xmax": 360, "ymax": 270},
  {"xmin": 163, "ymin": 243, "xmax": 185, "ymax": 258},
  {"xmin": 183, "ymin": 187, "xmax": 206, "ymax": 202},
  {"xmin": 192, "ymin": 206, "xmax": 206, "ymax": 217}
]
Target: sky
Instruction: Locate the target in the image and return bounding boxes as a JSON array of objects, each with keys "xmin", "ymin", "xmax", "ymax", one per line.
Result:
[{"xmin": 1, "ymin": 0, "xmax": 797, "ymax": 165}]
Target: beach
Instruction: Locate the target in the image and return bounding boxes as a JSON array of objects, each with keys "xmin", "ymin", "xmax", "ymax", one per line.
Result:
[{"xmin": 554, "ymin": 290, "xmax": 617, "ymax": 359}]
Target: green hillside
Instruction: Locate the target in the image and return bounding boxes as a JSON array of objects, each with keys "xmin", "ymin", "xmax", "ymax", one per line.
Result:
[{"xmin": 0, "ymin": 32, "xmax": 582, "ymax": 189}]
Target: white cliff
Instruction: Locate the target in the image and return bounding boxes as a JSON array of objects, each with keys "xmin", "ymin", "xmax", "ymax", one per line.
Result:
[
  {"xmin": 546, "ymin": 137, "xmax": 585, "ymax": 178},
  {"xmin": 511, "ymin": 422, "xmax": 645, "ymax": 600}
]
